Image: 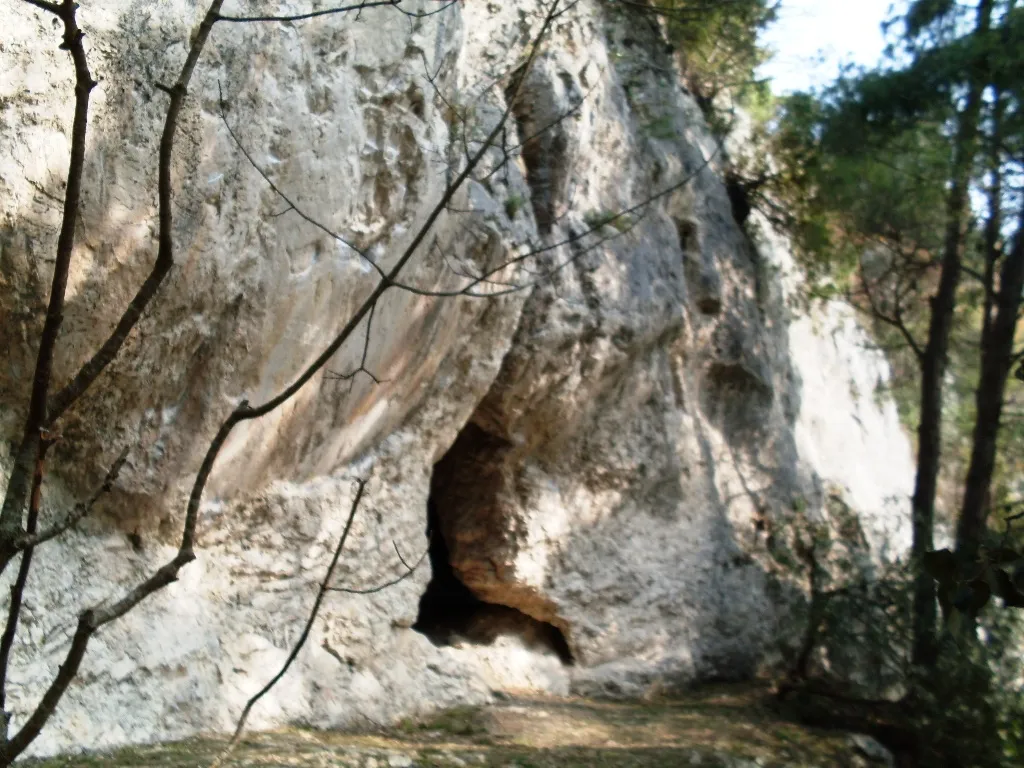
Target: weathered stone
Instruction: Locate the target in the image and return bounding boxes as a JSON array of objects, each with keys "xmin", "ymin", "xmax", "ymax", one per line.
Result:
[
  {"xmin": 0, "ymin": 0, "xmax": 912, "ymax": 757},
  {"xmin": 849, "ymin": 733, "xmax": 896, "ymax": 767}
]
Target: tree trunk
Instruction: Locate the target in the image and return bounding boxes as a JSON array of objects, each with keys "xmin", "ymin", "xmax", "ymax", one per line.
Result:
[
  {"xmin": 957, "ymin": 207, "xmax": 1024, "ymax": 563},
  {"xmin": 0, "ymin": 0, "xmax": 95, "ymax": 575},
  {"xmin": 909, "ymin": 0, "xmax": 994, "ymax": 668}
]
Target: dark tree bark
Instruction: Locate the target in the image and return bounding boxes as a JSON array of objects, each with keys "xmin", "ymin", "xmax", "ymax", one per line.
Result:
[
  {"xmin": 0, "ymin": 0, "xmax": 96, "ymax": 574},
  {"xmin": 909, "ymin": 0, "xmax": 994, "ymax": 668},
  {"xmin": 0, "ymin": 0, "xmax": 225, "ymax": 760},
  {"xmin": 956, "ymin": 206, "xmax": 1024, "ymax": 563}
]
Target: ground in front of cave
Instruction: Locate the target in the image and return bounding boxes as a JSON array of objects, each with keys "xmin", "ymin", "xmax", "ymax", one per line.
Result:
[{"xmin": 26, "ymin": 683, "xmax": 886, "ymax": 767}]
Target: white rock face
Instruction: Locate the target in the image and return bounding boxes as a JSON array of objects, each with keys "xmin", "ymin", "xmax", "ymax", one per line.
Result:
[{"xmin": 0, "ymin": 0, "xmax": 912, "ymax": 756}]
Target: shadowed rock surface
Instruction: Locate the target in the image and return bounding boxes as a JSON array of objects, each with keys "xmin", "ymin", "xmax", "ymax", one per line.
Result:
[{"xmin": 24, "ymin": 685, "xmax": 896, "ymax": 768}]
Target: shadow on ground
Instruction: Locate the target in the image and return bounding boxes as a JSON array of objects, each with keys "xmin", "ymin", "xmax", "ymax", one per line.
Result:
[{"xmin": 26, "ymin": 683, "xmax": 889, "ymax": 767}]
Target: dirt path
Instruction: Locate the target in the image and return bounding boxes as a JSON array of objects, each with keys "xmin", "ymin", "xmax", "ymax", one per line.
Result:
[{"xmin": 28, "ymin": 684, "xmax": 892, "ymax": 767}]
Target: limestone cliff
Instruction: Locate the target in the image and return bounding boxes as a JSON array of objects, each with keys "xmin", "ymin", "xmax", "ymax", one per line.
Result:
[{"xmin": 0, "ymin": 0, "xmax": 912, "ymax": 756}]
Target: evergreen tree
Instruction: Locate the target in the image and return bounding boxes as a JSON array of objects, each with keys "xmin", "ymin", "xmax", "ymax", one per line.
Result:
[{"xmin": 765, "ymin": 3, "xmax": 1024, "ymax": 760}]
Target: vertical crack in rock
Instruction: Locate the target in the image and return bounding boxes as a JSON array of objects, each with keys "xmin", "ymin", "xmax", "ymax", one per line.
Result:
[
  {"xmin": 412, "ymin": 424, "xmax": 574, "ymax": 665},
  {"xmin": 676, "ymin": 218, "xmax": 723, "ymax": 316},
  {"xmin": 505, "ymin": 60, "xmax": 576, "ymax": 235}
]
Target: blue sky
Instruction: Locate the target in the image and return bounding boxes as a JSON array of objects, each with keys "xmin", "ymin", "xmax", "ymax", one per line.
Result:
[{"xmin": 757, "ymin": 0, "xmax": 904, "ymax": 93}]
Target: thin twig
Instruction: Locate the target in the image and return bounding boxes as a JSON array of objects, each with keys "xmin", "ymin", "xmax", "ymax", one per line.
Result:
[
  {"xmin": 0, "ymin": 440, "xmax": 51, "ymax": 730},
  {"xmin": 46, "ymin": 0, "xmax": 227, "ymax": 424},
  {"xmin": 0, "ymin": 3, "xmax": 226, "ymax": 762},
  {"xmin": 18, "ymin": 9, "xmax": 562, "ymax": 765},
  {"xmin": 184, "ymin": 2, "xmax": 567, "ymax": 549},
  {"xmin": 215, "ymin": 0, "xmax": 460, "ymax": 24},
  {"xmin": 417, "ymin": 144, "xmax": 721, "ymax": 298},
  {"xmin": 217, "ymin": 82, "xmax": 384, "ymax": 281},
  {"xmin": 15, "ymin": 447, "xmax": 129, "ymax": 551},
  {"xmin": 327, "ymin": 538, "xmax": 428, "ymax": 595},
  {"xmin": 209, "ymin": 479, "xmax": 366, "ymax": 768},
  {"xmin": 214, "ymin": 0, "xmax": 399, "ymax": 23},
  {"xmin": 325, "ymin": 303, "xmax": 386, "ymax": 388},
  {"xmin": 0, "ymin": 0, "xmax": 98, "ymax": 571}
]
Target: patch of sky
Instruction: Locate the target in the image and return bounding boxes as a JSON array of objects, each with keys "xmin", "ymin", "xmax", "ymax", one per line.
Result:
[{"xmin": 757, "ymin": 0, "xmax": 907, "ymax": 94}]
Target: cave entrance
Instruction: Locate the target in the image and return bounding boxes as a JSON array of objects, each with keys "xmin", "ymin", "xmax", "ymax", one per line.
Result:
[{"xmin": 412, "ymin": 458, "xmax": 574, "ymax": 666}]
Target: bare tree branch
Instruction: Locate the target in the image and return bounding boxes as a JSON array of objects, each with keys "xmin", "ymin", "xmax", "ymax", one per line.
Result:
[
  {"xmin": 391, "ymin": 538, "xmax": 417, "ymax": 571},
  {"xmin": 0, "ymin": 0, "xmax": 99, "ymax": 569},
  {"xmin": 213, "ymin": 0, "xmax": 459, "ymax": 24},
  {"xmin": 414, "ymin": 144, "xmax": 721, "ymax": 298},
  {"xmin": 0, "ymin": 0, "xmax": 726, "ymax": 758},
  {"xmin": 326, "ymin": 303, "xmax": 386, "ymax": 387},
  {"xmin": 0, "ymin": 9, "xmax": 565, "ymax": 760},
  {"xmin": 0, "ymin": 1, "xmax": 224, "ymax": 759},
  {"xmin": 217, "ymin": 86, "xmax": 385, "ymax": 281},
  {"xmin": 478, "ymin": 78, "xmax": 600, "ymax": 184},
  {"xmin": 214, "ymin": 0, "xmax": 401, "ymax": 23},
  {"xmin": 46, "ymin": 0, "xmax": 227, "ymax": 424},
  {"xmin": 19, "ymin": 0, "xmax": 60, "ymax": 15},
  {"xmin": 392, "ymin": 0, "xmax": 460, "ymax": 19},
  {"xmin": 0, "ymin": 439, "xmax": 51, "ymax": 739},
  {"xmin": 208, "ymin": 479, "xmax": 366, "ymax": 768},
  {"xmin": 327, "ymin": 538, "xmax": 428, "ymax": 595},
  {"xmin": 854, "ymin": 257, "xmax": 925, "ymax": 360},
  {"xmin": 14, "ymin": 447, "xmax": 129, "ymax": 551}
]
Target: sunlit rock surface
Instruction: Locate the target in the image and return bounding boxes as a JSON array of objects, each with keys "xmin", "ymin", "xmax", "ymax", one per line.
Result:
[{"xmin": 0, "ymin": 0, "xmax": 911, "ymax": 756}]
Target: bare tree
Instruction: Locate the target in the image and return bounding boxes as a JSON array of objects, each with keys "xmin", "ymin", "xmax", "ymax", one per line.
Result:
[
  {"xmin": 0, "ymin": 0, "xmax": 553, "ymax": 758},
  {"xmin": 0, "ymin": 0, "xmax": 726, "ymax": 760}
]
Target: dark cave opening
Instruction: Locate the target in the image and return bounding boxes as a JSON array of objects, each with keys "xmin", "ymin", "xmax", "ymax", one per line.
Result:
[{"xmin": 412, "ymin": 485, "xmax": 574, "ymax": 666}]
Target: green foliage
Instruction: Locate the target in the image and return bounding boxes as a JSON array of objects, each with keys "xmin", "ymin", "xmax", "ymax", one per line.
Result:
[
  {"xmin": 660, "ymin": 0, "xmax": 775, "ymax": 100},
  {"xmin": 609, "ymin": 1, "xmax": 775, "ymax": 115},
  {"xmin": 642, "ymin": 115, "xmax": 677, "ymax": 140},
  {"xmin": 910, "ymin": 648, "xmax": 1007, "ymax": 767},
  {"xmin": 584, "ymin": 209, "xmax": 633, "ymax": 234},
  {"xmin": 739, "ymin": 76, "xmax": 775, "ymax": 124},
  {"xmin": 924, "ymin": 543, "xmax": 1024, "ymax": 622},
  {"xmin": 768, "ymin": 85, "xmax": 950, "ymax": 279},
  {"xmin": 759, "ymin": 4, "xmax": 1024, "ymax": 762},
  {"xmin": 790, "ymin": 561, "xmax": 1024, "ymax": 765},
  {"xmin": 765, "ymin": 0, "xmax": 1024, "ymax": 517},
  {"xmin": 904, "ymin": 0, "xmax": 957, "ymax": 39},
  {"xmin": 411, "ymin": 705, "xmax": 488, "ymax": 738},
  {"xmin": 505, "ymin": 193, "xmax": 526, "ymax": 220},
  {"xmin": 898, "ymin": 608, "xmax": 1024, "ymax": 767}
]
